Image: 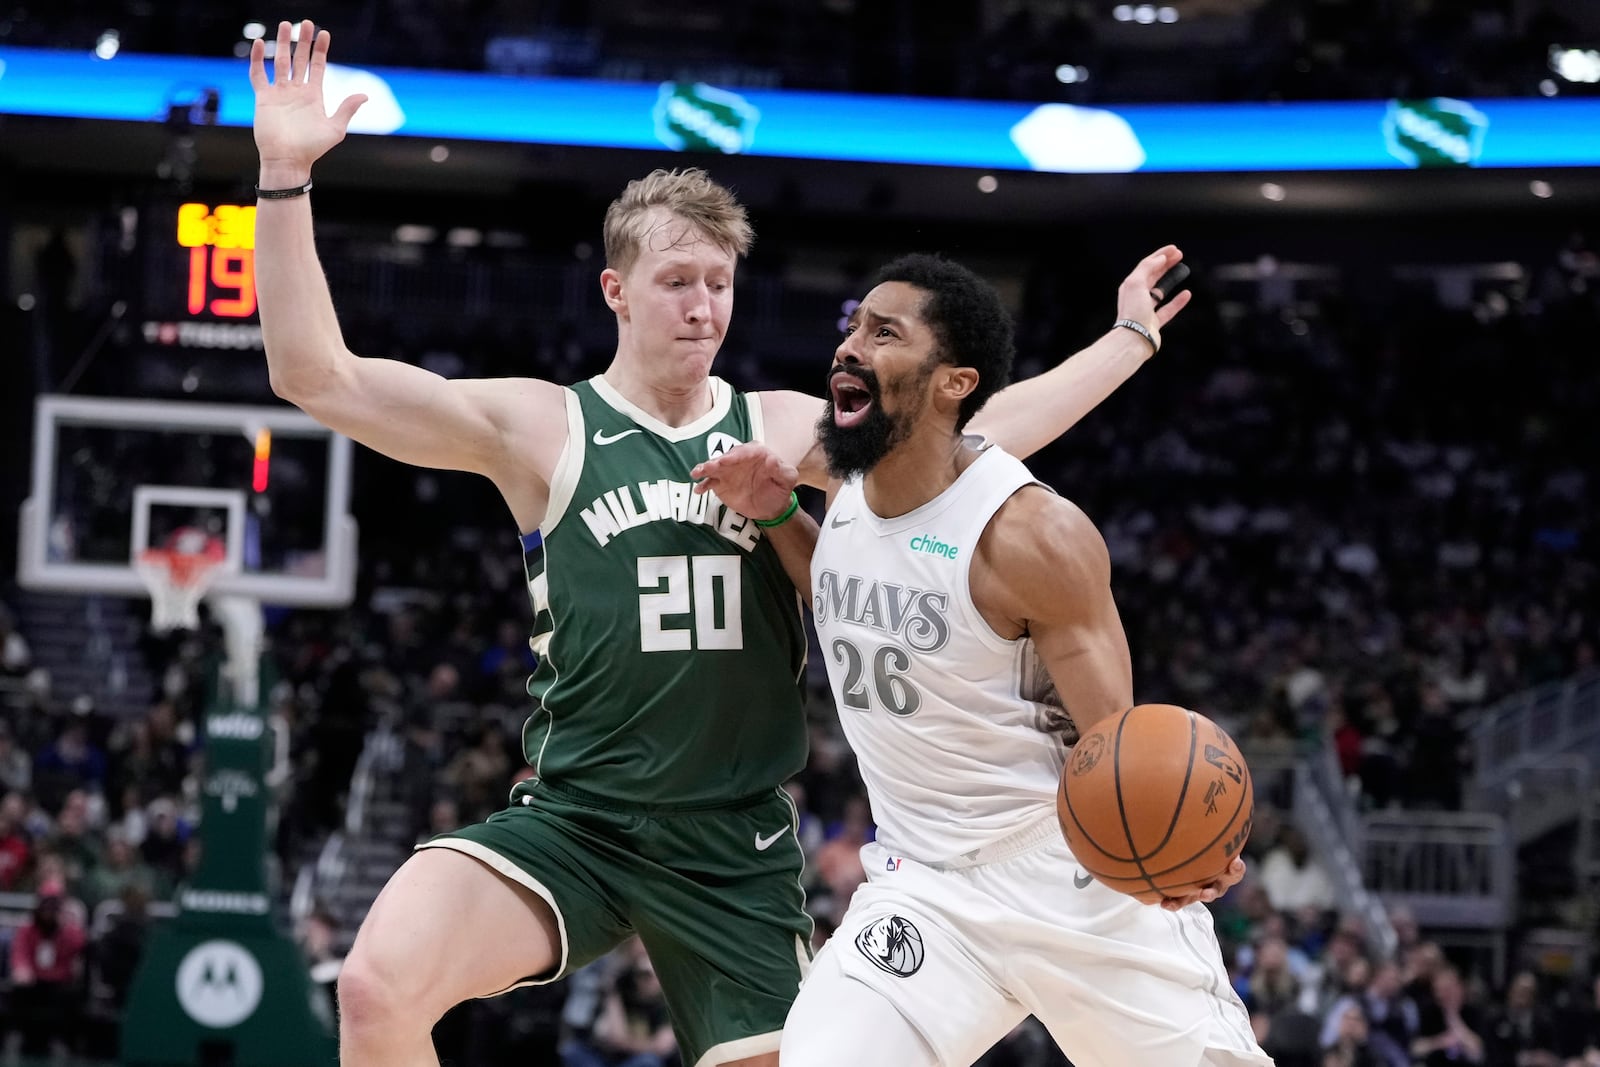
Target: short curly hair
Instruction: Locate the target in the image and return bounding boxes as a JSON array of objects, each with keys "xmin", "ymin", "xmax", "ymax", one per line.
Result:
[{"xmin": 869, "ymin": 254, "xmax": 1015, "ymax": 429}]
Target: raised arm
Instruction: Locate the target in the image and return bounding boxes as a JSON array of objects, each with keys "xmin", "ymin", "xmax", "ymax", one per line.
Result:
[
  {"xmin": 250, "ymin": 21, "xmax": 563, "ymax": 515},
  {"xmin": 690, "ymin": 443, "xmax": 817, "ymax": 600},
  {"xmin": 965, "ymin": 246, "xmax": 1192, "ymax": 459},
  {"xmin": 975, "ymin": 488, "xmax": 1242, "ymax": 907},
  {"xmin": 758, "ymin": 247, "xmax": 1191, "ymax": 485}
]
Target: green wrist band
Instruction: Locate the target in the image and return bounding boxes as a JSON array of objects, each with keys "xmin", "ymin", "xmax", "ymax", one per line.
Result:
[{"xmin": 754, "ymin": 491, "xmax": 800, "ymax": 528}]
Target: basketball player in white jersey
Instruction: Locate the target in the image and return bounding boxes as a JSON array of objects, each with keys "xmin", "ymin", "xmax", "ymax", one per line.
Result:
[{"xmin": 692, "ymin": 255, "xmax": 1271, "ymax": 1067}]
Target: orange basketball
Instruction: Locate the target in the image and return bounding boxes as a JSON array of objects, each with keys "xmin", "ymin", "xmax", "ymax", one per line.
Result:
[{"xmin": 1056, "ymin": 703, "xmax": 1253, "ymax": 902}]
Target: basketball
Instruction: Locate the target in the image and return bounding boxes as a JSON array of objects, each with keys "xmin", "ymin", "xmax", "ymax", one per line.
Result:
[{"xmin": 1056, "ymin": 704, "xmax": 1253, "ymax": 901}]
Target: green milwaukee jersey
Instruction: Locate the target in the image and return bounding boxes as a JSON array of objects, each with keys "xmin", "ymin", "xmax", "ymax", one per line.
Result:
[{"xmin": 513, "ymin": 375, "xmax": 808, "ymax": 808}]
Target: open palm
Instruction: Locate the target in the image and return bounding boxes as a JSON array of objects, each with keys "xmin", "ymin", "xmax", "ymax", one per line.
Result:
[{"xmin": 249, "ymin": 20, "xmax": 367, "ymax": 175}]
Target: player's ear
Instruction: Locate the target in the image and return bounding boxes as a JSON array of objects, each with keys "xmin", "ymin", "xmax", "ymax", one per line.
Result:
[
  {"xmin": 600, "ymin": 268, "xmax": 627, "ymax": 315},
  {"xmin": 939, "ymin": 366, "xmax": 979, "ymax": 405}
]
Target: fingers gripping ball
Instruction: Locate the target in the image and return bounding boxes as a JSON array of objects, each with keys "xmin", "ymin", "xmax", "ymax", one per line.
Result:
[{"xmin": 1056, "ymin": 704, "xmax": 1252, "ymax": 901}]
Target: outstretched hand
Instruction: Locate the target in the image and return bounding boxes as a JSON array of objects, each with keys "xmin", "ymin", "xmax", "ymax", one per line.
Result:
[
  {"xmin": 1117, "ymin": 245, "xmax": 1194, "ymax": 354},
  {"xmin": 690, "ymin": 443, "xmax": 799, "ymax": 523},
  {"xmin": 249, "ymin": 20, "xmax": 367, "ymax": 180}
]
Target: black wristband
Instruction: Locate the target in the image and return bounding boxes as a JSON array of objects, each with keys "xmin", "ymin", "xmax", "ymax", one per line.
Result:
[
  {"xmin": 1112, "ymin": 318, "xmax": 1158, "ymax": 354},
  {"xmin": 255, "ymin": 179, "xmax": 313, "ymax": 200}
]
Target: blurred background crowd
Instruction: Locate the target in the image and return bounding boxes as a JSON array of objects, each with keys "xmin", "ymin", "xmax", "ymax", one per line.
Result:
[{"xmin": 2, "ymin": 1, "xmax": 1599, "ymax": 1065}]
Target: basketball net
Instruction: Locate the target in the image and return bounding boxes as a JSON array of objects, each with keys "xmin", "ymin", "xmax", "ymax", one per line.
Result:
[{"xmin": 135, "ymin": 528, "xmax": 227, "ymax": 632}]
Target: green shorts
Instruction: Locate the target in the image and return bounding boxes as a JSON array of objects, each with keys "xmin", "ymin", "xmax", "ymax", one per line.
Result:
[{"xmin": 421, "ymin": 780, "xmax": 813, "ymax": 1067}]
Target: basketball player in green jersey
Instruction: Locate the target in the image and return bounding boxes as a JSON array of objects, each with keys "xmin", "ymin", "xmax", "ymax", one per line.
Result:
[{"xmin": 251, "ymin": 21, "xmax": 1193, "ymax": 1067}]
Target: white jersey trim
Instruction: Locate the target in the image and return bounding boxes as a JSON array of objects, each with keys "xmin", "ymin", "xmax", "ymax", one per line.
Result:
[
  {"xmin": 412, "ymin": 838, "xmax": 570, "ymax": 990},
  {"xmin": 539, "ymin": 388, "xmax": 587, "ymax": 535},
  {"xmin": 745, "ymin": 390, "xmax": 767, "ymax": 443},
  {"xmin": 588, "ymin": 373, "xmax": 733, "ymax": 442}
]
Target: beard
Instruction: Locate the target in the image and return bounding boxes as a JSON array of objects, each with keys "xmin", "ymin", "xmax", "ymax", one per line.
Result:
[{"xmin": 815, "ymin": 360, "xmax": 933, "ymax": 479}]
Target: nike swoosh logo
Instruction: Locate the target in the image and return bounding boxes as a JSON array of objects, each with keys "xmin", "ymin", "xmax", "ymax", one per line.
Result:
[
  {"xmin": 829, "ymin": 514, "xmax": 853, "ymax": 528},
  {"xmin": 592, "ymin": 428, "xmax": 642, "ymax": 445},
  {"xmin": 754, "ymin": 828, "xmax": 788, "ymax": 851},
  {"xmin": 1073, "ymin": 870, "xmax": 1094, "ymax": 890}
]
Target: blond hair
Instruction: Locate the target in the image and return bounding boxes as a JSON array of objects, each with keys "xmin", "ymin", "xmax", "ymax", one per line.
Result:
[{"xmin": 602, "ymin": 168, "xmax": 753, "ymax": 274}]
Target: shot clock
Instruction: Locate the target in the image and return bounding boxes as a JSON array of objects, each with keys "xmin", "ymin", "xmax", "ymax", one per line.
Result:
[
  {"xmin": 176, "ymin": 201, "xmax": 257, "ymax": 319},
  {"xmin": 137, "ymin": 199, "xmax": 265, "ymax": 352}
]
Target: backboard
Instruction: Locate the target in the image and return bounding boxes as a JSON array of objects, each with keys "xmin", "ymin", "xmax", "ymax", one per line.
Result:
[{"xmin": 19, "ymin": 394, "xmax": 356, "ymax": 607}]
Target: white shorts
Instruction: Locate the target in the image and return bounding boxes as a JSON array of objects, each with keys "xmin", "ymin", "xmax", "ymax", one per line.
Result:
[{"xmin": 795, "ymin": 817, "xmax": 1271, "ymax": 1067}]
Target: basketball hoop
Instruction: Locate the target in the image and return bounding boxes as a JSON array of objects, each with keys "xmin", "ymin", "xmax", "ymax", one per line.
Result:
[{"xmin": 136, "ymin": 529, "xmax": 227, "ymax": 632}]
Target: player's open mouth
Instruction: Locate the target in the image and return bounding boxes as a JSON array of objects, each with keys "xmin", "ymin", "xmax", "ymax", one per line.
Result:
[{"xmin": 831, "ymin": 373, "xmax": 875, "ymax": 428}]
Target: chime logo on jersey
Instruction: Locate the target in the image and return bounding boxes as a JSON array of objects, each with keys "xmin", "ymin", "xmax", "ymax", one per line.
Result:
[
  {"xmin": 908, "ymin": 533, "xmax": 959, "ymax": 559},
  {"xmin": 855, "ymin": 915, "xmax": 925, "ymax": 978},
  {"xmin": 174, "ymin": 939, "xmax": 264, "ymax": 1028},
  {"xmin": 812, "ymin": 569, "xmax": 951, "ymax": 653}
]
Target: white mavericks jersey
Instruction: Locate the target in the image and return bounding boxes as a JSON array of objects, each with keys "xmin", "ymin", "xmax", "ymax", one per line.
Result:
[{"xmin": 812, "ymin": 445, "xmax": 1070, "ymax": 865}]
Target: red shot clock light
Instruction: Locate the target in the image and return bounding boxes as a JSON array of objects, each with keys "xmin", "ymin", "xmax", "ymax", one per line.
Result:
[{"xmin": 252, "ymin": 427, "xmax": 272, "ymax": 493}]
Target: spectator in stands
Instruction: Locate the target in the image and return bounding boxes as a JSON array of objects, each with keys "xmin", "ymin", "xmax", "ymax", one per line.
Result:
[
  {"xmin": 1329, "ymin": 705, "xmax": 1365, "ymax": 781},
  {"xmin": 82, "ymin": 827, "xmax": 163, "ymax": 909},
  {"xmin": 139, "ymin": 796, "xmax": 188, "ymax": 883},
  {"xmin": 1322, "ymin": 998, "xmax": 1381, "ymax": 1067},
  {"xmin": 1359, "ymin": 959, "xmax": 1421, "ymax": 1067},
  {"xmin": 45, "ymin": 789, "xmax": 103, "ymax": 891},
  {"xmin": 1241, "ymin": 935, "xmax": 1305, "ymax": 1018},
  {"xmin": 561, "ymin": 941, "xmax": 678, "ymax": 1067},
  {"xmin": 1301, "ymin": 925, "xmax": 1368, "ymax": 1019},
  {"xmin": 1214, "ymin": 880, "xmax": 1278, "ymax": 950},
  {"xmin": 440, "ymin": 723, "xmax": 512, "ymax": 823},
  {"xmin": 88, "ymin": 883, "xmax": 152, "ymax": 1055},
  {"xmin": 0, "ymin": 721, "xmax": 32, "ymax": 794},
  {"xmin": 0, "ymin": 789, "xmax": 31, "ymax": 889},
  {"xmin": 477, "ymin": 618, "xmax": 538, "ymax": 701},
  {"xmin": 1412, "ymin": 965, "xmax": 1486, "ymax": 1066},
  {"xmin": 1404, "ymin": 942, "xmax": 1448, "ymax": 1020},
  {"xmin": 417, "ymin": 795, "xmax": 462, "ymax": 848},
  {"xmin": 794, "ymin": 718, "xmax": 858, "ymax": 826},
  {"xmin": 0, "ymin": 603, "xmax": 31, "ymax": 675},
  {"xmin": 26, "ymin": 849, "xmax": 73, "ymax": 896},
  {"xmin": 32, "ymin": 715, "xmax": 109, "ymax": 809},
  {"xmin": 1405, "ymin": 685, "xmax": 1468, "ymax": 810},
  {"xmin": 1484, "ymin": 970, "xmax": 1562, "ymax": 1067},
  {"xmin": 1388, "ymin": 905, "xmax": 1422, "ymax": 959},
  {"xmin": 109, "ymin": 701, "xmax": 192, "ymax": 803},
  {"xmin": 1316, "ymin": 954, "xmax": 1374, "ymax": 1040},
  {"xmin": 560, "ymin": 954, "xmax": 617, "ymax": 1064},
  {"xmin": 111, "ymin": 782, "xmax": 151, "ymax": 848},
  {"xmin": 8, "ymin": 885, "xmax": 88, "ymax": 1058},
  {"xmin": 810, "ymin": 791, "xmax": 873, "ymax": 924}
]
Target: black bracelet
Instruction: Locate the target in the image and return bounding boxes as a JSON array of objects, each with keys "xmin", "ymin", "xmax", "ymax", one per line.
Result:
[
  {"xmin": 1112, "ymin": 318, "xmax": 1158, "ymax": 354},
  {"xmin": 255, "ymin": 179, "xmax": 313, "ymax": 200}
]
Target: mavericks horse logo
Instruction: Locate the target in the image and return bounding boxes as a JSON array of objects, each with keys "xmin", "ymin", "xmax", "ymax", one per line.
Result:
[{"xmin": 855, "ymin": 915, "xmax": 925, "ymax": 978}]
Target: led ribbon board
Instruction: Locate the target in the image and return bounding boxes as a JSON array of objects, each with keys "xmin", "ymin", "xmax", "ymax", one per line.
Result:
[{"xmin": 1, "ymin": 46, "xmax": 1597, "ymax": 172}]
